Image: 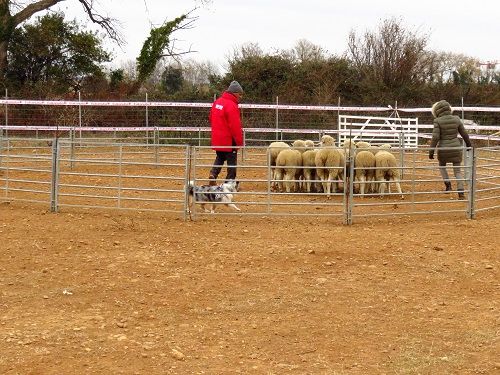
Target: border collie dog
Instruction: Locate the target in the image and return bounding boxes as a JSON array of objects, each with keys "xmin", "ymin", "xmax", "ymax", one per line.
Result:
[{"xmin": 188, "ymin": 180, "xmax": 241, "ymax": 213}]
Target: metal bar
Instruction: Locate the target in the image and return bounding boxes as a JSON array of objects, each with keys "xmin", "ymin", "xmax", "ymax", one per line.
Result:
[
  {"xmin": 78, "ymin": 91, "xmax": 82, "ymax": 141},
  {"xmin": 191, "ymin": 146, "xmax": 198, "ymax": 221},
  {"xmin": 275, "ymin": 96, "xmax": 279, "ymax": 140},
  {"xmin": 183, "ymin": 145, "xmax": 191, "ymax": 221},
  {"xmin": 69, "ymin": 127, "xmax": 75, "ymax": 169},
  {"xmin": 347, "ymin": 149, "xmax": 354, "ymax": 225},
  {"xmin": 50, "ymin": 138, "xmax": 60, "ymax": 212},
  {"xmin": 118, "ymin": 145, "xmax": 123, "ymax": 208},
  {"xmin": 267, "ymin": 148, "xmax": 271, "ymax": 214},
  {"xmin": 154, "ymin": 127, "xmax": 160, "ymax": 165},
  {"xmin": 468, "ymin": 148, "xmax": 476, "ymax": 219}
]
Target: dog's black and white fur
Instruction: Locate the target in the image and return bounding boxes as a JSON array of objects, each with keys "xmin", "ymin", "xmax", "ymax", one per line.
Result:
[{"xmin": 187, "ymin": 180, "xmax": 241, "ymax": 213}]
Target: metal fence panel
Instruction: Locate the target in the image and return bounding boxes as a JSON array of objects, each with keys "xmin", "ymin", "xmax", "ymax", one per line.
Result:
[
  {"xmin": 1, "ymin": 138, "xmax": 499, "ymax": 223},
  {"xmin": 0, "ymin": 139, "xmax": 53, "ymax": 205}
]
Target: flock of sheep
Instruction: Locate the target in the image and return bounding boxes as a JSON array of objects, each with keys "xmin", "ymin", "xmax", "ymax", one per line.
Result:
[{"xmin": 268, "ymin": 135, "xmax": 403, "ymax": 198}]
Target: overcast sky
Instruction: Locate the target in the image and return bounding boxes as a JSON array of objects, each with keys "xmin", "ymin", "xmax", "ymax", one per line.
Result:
[{"xmin": 56, "ymin": 0, "xmax": 499, "ymax": 72}]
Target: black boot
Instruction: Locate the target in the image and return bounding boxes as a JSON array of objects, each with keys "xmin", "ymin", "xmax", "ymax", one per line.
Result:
[
  {"xmin": 458, "ymin": 190, "xmax": 465, "ymax": 200},
  {"xmin": 444, "ymin": 181, "xmax": 452, "ymax": 192}
]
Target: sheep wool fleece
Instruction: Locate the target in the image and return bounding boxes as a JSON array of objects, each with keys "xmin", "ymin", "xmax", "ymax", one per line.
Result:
[{"xmin": 430, "ymin": 100, "xmax": 471, "ymax": 164}]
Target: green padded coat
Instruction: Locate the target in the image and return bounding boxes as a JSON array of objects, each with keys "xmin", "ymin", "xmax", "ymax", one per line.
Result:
[{"xmin": 430, "ymin": 100, "xmax": 472, "ymax": 163}]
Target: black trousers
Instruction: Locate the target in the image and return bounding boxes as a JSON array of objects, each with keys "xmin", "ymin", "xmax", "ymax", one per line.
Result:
[{"xmin": 210, "ymin": 150, "xmax": 237, "ymax": 181}]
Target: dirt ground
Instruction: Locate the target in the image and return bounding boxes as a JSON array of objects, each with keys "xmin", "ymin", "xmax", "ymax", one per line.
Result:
[{"xmin": 0, "ymin": 201, "xmax": 499, "ymax": 375}]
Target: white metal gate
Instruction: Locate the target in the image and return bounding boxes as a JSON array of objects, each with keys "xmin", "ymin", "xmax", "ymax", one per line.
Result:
[{"xmin": 338, "ymin": 115, "xmax": 419, "ymax": 148}]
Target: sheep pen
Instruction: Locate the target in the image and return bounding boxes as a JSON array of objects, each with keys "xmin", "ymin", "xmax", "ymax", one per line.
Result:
[
  {"xmin": 1, "ymin": 138, "xmax": 499, "ymax": 374},
  {"xmin": 1, "ymin": 139, "xmax": 498, "ymax": 221}
]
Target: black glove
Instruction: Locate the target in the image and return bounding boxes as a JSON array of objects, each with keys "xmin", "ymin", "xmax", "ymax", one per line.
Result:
[{"xmin": 429, "ymin": 150, "xmax": 434, "ymax": 160}]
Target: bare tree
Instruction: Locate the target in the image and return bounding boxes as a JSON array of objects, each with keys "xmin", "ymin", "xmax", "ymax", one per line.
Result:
[
  {"xmin": 347, "ymin": 17, "xmax": 429, "ymax": 89},
  {"xmin": 0, "ymin": 0, "xmax": 121, "ymax": 78},
  {"xmin": 180, "ymin": 59, "xmax": 219, "ymax": 85},
  {"xmin": 292, "ymin": 39, "xmax": 326, "ymax": 62}
]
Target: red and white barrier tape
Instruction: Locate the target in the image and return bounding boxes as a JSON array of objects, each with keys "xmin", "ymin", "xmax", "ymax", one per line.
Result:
[{"xmin": 0, "ymin": 99, "xmax": 499, "ymax": 112}]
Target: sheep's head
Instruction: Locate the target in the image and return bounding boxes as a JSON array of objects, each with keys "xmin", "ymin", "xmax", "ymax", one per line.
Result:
[
  {"xmin": 342, "ymin": 139, "xmax": 356, "ymax": 149},
  {"xmin": 320, "ymin": 135, "xmax": 335, "ymax": 146},
  {"xmin": 292, "ymin": 139, "xmax": 307, "ymax": 152},
  {"xmin": 304, "ymin": 140, "xmax": 315, "ymax": 149}
]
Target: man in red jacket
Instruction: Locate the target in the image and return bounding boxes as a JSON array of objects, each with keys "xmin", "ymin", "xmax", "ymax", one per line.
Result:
[{"xmin": 208, "ymin": 80, "xmax": 244, "ymax": 185}]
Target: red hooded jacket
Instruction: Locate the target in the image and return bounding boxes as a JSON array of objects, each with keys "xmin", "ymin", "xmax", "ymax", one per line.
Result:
[{"xmin": 209, "ymin": 91, "xmax": 243, "ymax": 152}]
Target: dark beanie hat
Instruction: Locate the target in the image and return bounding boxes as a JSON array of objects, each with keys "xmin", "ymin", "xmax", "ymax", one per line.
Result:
[{"xmin": 227, "ymin": 80, "xmax": 243, "ymax": 94}]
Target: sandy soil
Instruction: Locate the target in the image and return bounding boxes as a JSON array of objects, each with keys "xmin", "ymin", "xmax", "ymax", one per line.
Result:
[{"xmin": 0, "ymin": 201, "xmax": 499, "ymax": 374}]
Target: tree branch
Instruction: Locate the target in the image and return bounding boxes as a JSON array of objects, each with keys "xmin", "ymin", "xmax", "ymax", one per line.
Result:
[
  {"xmin": 77, "ymin": 0, "xmax": 123, "ymax": 45},
  {"xmin": 13, "ymin": 0, "xmax": 64, "ymax": 26}
]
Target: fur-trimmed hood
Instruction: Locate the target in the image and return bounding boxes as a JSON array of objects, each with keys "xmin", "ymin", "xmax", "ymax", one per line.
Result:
[{"xmin": 431, "ymin": 100, "xmax": 453, "ymax": 118}]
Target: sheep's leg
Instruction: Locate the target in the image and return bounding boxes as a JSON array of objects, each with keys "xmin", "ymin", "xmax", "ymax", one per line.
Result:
[
  {"xmin": 275, "ymin": 170, "xmax": 283, "ymax": 192},
  {"xmin": 327, "ymin": 170, "xmax": 337, "ymax": 198},
  {"xmin": 284, "ymin": 173, "xmax": 292, "ymax": 193},
  {"xmin": 390, "ymin": 177, "xmax": 404, "ymax": 199},
  {"xmin": 334, "ymin": 170, "xmax": 342, "ymax": 193},
  {"xmin": 337, "ymin": 169, "xmax": 344, "ymax": 193},
  {"xmin": 359, "ymin": 174, "xmax": 366, "ymax": 196},
  {"xmin": 367, "ymin": 175, "xmax": 375, "ymax": 194},
  {"xmin": 378, "ymin": 178, "xmax": 385, "ymax": 195},
  {"xmin": 353, "ymin": 174, "xmax": 359, "ymax": 194},
  {"xmin": 304, "ymin": 170, "xmax": 311, "ymax": 193},
  {"xmin": 318, "ymin": 169, "xmax": 328, "ymax": 197}
]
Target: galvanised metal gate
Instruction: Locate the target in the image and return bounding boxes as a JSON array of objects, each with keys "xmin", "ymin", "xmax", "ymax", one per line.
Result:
[{"xmin": 1, "ymin": 139, "xmax": 499, "ymax": 223}]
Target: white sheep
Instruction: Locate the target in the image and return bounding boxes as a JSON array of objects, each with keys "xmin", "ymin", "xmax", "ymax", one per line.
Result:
[
  {"xmin": 342, "ymin": 138, "xmax": 357, "ymax": 160},
  {"xmin": 374, "ymin": 150, "xmax": 403, "ymax": 198},
  {"xmin": 320, "ymin": 134, "xmax": 336, "ymax": 147},
  {"xmin": 292, "ymin": 139, "xmax": 307, "ymax": 153},
  {"xmin": 368, "ymin": 143, "xmax": 391, "ymax": 155},
  {"xmin": 315, "ymin": 140, "xmax": 344, "ymax": 198},
  {"xmin": 355, "ymin": 141, "xmax": 371, "ymax": 150},
  {"xmin": 302, "ymin": 149, "xmax": 319, "ymax": 193},
  {"xmin": 268, "ymin": 141, "xmax": 290, "ymax": 165},
  {"xmin": 268, "ymin": 141, "xmax": 290, "ymax": 191},
  {"xmin": 292, "ymin": 139, "xmax": 308, "ymax": 191},
  {"xmin": 304, "ymin": 139, "xmax": 315, "ymax": 149},
  {"xmin": 275, "ymin": 149, "xmax": 303, "ymax": 193},
  {"xmin": 354, "ymin": 150, "xmax": 376, "ymax": 196}
]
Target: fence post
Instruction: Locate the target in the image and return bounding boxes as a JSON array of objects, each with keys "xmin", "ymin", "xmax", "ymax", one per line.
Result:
[
  {"xmin": 145, "ymin": 92, "xmax": 149, "ymax": 144},
  {"xmin": 344, "ymin": 150, "xmax": 354, "ymax": 225},
  {"xmin": 117, "ymin": 145, "xmax": 123, "ymax": 208},
  {"xmin": 267, "ymin": 149, "xmax": 272, "ymax": 214},
  {"xmin": 275, "ymin": 96, "xmax": 279, "ymax": 140},
  {"xmin": 242, "ymin": 131, "xmax": 246, "ymax": 162},
  {"xmin": 2, "ymin": 88, "xmax": 8, "ymax": 140},
  {"xmin": 191, "ymin": 146, "xmax": 198, "ymax": 221},
  {"xmin": 78, "ymin": 91, "xmax": 82, "ymax": 142},
  {"xmin": 0, "ymin": 89, "xmax": 4, "ymax": 166},
  {"xmin": 69, "ymin": 127, "xmax": 75, "ymax": 170},
  {"xmin": 399, "ymin": 132, "xmax": 405, "ymax": 179},
  {"xmin": 466, "ymin": 147, "xmax": 476, "ymax": 219},
  {"xmin": 50, "ymin": 138, "xmax": 61, "ymax": 212},
  {"xmin": 461, "ymin": 97, "xmax": 464, "ymax": 120},
  {"xmin": 154, "ymin": 127, "xmax": 159, "ymax": 165},
  {"xmin": 183, "ymin": 145, "xmax": 192, "ymax": 221}
]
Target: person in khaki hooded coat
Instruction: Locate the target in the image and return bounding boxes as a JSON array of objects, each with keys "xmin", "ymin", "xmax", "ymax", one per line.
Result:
[{"xmin": 429, "ymin": 100, "xmax": 472, "ymax": 199}]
